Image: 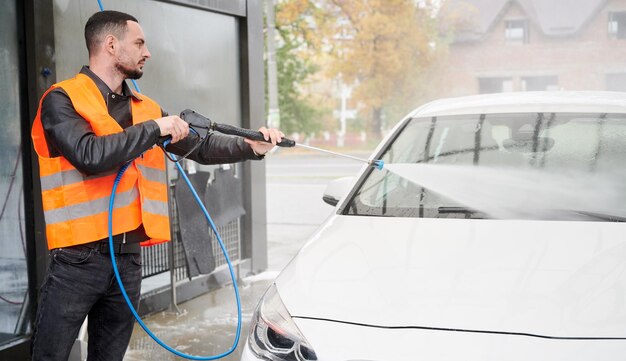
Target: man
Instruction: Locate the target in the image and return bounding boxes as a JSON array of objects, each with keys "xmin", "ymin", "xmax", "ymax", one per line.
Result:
[{"xmin": 30, "ymin": 10, "xmax": 281, "ymax": 361}]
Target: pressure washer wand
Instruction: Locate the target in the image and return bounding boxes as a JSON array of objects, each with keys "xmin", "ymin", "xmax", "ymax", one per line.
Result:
[
  {"xmin": 179, "ymin": 109, "xmax": 384, "ymax": 169},
  {"xmin": 294, "ymin": 143, "xmax": 384, "ymax": 169}
]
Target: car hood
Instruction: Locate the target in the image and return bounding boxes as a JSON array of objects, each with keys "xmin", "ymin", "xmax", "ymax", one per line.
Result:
[{"xmin": 276, "ymin": 216, "xmax": 626, "ymax": 338}]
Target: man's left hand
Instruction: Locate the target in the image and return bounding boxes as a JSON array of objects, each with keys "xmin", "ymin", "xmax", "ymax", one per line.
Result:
[{"xmin": 244, "ymin": 126, "xmax": 285, "ymax": 156}]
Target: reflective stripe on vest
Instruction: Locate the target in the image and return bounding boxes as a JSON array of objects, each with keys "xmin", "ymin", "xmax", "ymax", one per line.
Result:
[
  {"xmin": 44, "ymin": 186, "xmax": 140, "ymax": 224},
  {"xmin": 39, "ymin": 165, "xmax": 165, "ymax": 192},
  {"xmin": 31, "ymin": 73, "xmax": 171, "ymax": 249},
  {"xmin": 39, "ymin": 168, "xmax": 118, "ymax": 192}
]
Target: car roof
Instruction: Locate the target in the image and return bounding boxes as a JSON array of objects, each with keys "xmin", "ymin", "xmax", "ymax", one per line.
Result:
[{"xmin": 410, "ymin": 91, "xmax": 626, "ymax": 117}]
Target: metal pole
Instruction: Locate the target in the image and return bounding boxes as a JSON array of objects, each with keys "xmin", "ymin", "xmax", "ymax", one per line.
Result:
[
  {"xmin": 266, "ymin": 0, "xmax": 280, "ymax": 129},
  {"xmin": 338, "ymin": 82, "xmax": 348, "ymax": 147},
  {"xmin": 167, "ymin": 165, "xmax": 181, "ymax": 314}
]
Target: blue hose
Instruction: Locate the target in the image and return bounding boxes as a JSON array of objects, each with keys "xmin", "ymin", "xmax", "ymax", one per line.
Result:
[{"xmin": 108, "ymin": 156, "xmax": 242, "ymax": 360}]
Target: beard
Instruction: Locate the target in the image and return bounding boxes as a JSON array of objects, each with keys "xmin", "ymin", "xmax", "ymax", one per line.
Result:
[{"xmin": 115, "ymin": 60, "xmax": 144, "ymax": 80}]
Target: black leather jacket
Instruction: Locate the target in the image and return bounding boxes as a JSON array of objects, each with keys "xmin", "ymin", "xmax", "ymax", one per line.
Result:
[{"xmin": 40, "ymin": 66, "xmax": 261, "ymax": 176}]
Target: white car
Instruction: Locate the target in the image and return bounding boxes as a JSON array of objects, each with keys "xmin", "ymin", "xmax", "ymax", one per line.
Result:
[{"xmin": 242, "ymin": 91, "xmax": 626, "ymax": 361}]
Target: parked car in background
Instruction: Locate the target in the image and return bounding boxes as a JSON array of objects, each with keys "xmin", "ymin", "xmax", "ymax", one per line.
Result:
[{"xmin": 242, "ymin": 91, "xmax": 626, "ymax": 361}]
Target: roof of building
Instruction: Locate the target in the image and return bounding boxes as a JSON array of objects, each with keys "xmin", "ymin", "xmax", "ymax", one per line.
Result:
[{"xmin": 444, "ymin": 0, "xmax": 608, "ymax": 42}]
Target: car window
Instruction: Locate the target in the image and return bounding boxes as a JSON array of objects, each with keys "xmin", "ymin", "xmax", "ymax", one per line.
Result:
[{"xmin": 344, "ymin": 113, "xmax": 626, "ymax": 221}]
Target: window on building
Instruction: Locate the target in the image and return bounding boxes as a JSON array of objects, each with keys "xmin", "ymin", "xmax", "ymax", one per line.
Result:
[
  {"xmin": 505, "ymin": 19, "xmax": 528, "ymax": 44},
  {"xmin": 521, "ymin": 76, "xmax": 559, "ymax": 91},
  {"xmin": 479, "ymin": 77, "xmax": 514, "ymax": 94},
  {"xmin": 608, "ymin": 11, "xmax": 626, "ymax": 39},
  {"xmin": 606, "ymin": 73, "xmax": 626, "ymax": 91}
]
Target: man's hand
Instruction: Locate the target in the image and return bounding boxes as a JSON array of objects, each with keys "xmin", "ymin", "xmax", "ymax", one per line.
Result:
[
  {"xmin": 153, "ymin": 116, "xmax": 189, "ymax": 143},
  {"xmin": 244, "ymin": 126, "xmax": 285, "ymax": 156}
]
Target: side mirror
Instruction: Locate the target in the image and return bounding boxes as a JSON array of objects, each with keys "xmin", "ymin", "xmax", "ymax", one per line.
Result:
[{"xmin": 322, "ymin": 177, "xmax": 354, "ymax": 206}]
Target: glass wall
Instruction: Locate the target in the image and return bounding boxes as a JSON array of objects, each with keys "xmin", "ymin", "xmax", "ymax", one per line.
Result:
[
  {"xmin": 52, "ymin": 0, "xmax": 247, "ymax": 293},
  {"xmin": 53, "ymin": 0, "xmax": 242, "ymax": 126},
  {"xmin": 0, "ymin": 0, "xmax": 30, "ymax": 344}
]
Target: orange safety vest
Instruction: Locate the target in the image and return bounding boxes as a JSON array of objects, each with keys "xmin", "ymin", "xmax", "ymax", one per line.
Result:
[{"xmin": 31, "ymin": 73, "xmax": 170, "ymax": 249}]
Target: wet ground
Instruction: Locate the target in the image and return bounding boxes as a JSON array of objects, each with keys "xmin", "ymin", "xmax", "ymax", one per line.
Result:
[
  {"xmin": 124, "ymin": 274, "xmax": 274, "ymax": 360},
  {"xmin": 124, "ymin": 150, "xmax": 368, "ymax": 360}
]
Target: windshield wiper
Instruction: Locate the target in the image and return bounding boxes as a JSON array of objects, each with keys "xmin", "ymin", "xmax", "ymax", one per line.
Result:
[
  {"xmin": 438, "ymin": 208, "xmax": 626, "ymax": 222},
  {"xmin": 567, "ymin": 210, "xmax": 626, "ymax": 222},
  {"xmin": 438, "ymin": 206, "xmax": 478, "ymax": 214},
  {"xmin": 437, "ymin": 207, "xmax": 487, "ymax": 219}
]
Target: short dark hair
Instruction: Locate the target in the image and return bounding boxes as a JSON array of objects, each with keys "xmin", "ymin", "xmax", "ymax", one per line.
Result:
[{"xmin": 84, "ymin": 10, "xmax": 138, "ymax": 55}]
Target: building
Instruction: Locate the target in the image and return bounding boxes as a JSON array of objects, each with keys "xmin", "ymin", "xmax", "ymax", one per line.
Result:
[
  {"xmin": 0, "ymin": 0, "xmax": 267, "ymax": 358},
  {"xmin": 435, "ymin": 0, "xmax": 626, "ymax": 97}
]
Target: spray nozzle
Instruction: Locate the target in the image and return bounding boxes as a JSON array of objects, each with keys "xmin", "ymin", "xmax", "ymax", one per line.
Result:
[{"xmin": 369, "ymin": 159, "xmax": 384, "ymax": 170}]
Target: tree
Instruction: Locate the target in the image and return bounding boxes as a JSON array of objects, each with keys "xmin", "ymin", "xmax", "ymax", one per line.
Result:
[
  {"xmin": 320, "ymin": 0, "xmax": 441, "ymax": 138},
  {"xmin": 282, "ymin": 0, "xmax": 438, "ymax": 137},
  {"xmin": 265, "ymin": 0, "xmax": 324, "ymax": 135},
  {"xmin": 268, "ymin": 0, "xmax": 445, "ymax": 139}
]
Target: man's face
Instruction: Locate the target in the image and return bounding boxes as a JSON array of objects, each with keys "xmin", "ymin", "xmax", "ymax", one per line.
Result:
[{"xmin": 115, "ymin": 21, "xmax": 151, "ymax": 80}]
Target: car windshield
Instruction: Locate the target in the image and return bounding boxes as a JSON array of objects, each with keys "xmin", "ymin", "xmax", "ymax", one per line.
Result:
[{"xmin": 344, "ymin": 112, "xmax": 626, "ymax": 221}]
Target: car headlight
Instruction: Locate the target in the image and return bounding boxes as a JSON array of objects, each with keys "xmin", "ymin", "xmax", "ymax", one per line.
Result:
[{"xmin": 248, "ymin": 283, "xmax": 318, "ymax": 361}]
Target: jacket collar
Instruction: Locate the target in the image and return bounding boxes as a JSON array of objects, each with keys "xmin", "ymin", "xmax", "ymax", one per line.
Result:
[{"xmin": 80, "ymin": 66, "xmax": 142, "ymax": 101}]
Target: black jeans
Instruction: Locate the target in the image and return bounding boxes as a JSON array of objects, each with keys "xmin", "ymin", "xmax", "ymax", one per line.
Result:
[{"xmin": 32, "ymin": 246, "xmax": 142, "ymax": 361}]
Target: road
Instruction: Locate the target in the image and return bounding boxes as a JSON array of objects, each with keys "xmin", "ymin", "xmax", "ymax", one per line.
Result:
[{"xmin": 265, "ymin": 150, "xmax": 366, "ymax": 269}]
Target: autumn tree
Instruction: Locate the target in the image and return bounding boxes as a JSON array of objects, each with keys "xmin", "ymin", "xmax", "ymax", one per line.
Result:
[
  {"xmin": 266, "ymin": 0, "xmax": 326, "ymax": 135},
  {"xmin": 269, "ymin": 0, "xmax": 444, "ymax": 138},
  {"xmin": 318, "ymin": 0, "xmax": 441, "ymax": 138}
]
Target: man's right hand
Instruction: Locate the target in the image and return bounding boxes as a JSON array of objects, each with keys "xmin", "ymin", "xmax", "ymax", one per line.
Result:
[{"xmin": 153, "ymin": 116, "xmax": 189, "ymax": 143}]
